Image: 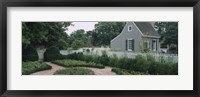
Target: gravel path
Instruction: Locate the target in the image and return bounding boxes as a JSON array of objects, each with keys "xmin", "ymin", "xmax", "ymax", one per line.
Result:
[
  {"xmin": 85, "ymin": 67, "xmax": 116, "ymax": 75},
  {"xmin": 31, "ymin": 62, "xmax": 116, "ymax": 75}
]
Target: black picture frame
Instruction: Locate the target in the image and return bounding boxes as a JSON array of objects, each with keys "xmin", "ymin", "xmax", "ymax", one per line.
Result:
[{"xmin": 0, "ymin": 0, "xmax": 200, "ymax": 97}]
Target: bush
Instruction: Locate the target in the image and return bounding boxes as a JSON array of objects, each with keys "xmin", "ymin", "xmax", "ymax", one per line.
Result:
[
  {"xmin": 108, "ymin": 54, "xmax": 119, "ymax": 67},
  {"xmin": 111, "ymin": 68, "xmax": 131, "ymax": 75},
  {"xmin": 118, "ymin": 56, "xmax": 135, "ymax": 70},
  {"xmin": 52, "ymin": 59, "xmax": 105, "ymax": 69},
  {"xmin": 22, "ymin": 46, "xmax": 39, "ymax": 62},
  {"xmin": 22, "ymin": 61, "xmax": 52, "ymax": 75},
  {"xmin": 44, "ymin": 46, "xmax": 66, "ymax": 61},
  {"xmin": 67, "ymin": 52, "xmax": 84, "ymax": 61},
  {"xmin": 97, "ymin": 51, "xmax": 109, "ymax": 65},
  {"xmin": 112, "ymin": 68, "xmax": 148, "ymax": 75},
  {"xmin": 54, "ymin": 68, "xmax": 94, "ymax": 75}
]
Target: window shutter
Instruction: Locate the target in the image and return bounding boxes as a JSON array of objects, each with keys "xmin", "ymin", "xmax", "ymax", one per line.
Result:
[
  {"xmin": 125, "ymin": 39, "xmax": 127, "ymax": 51},
  {"xmin": 152, "ymin": 40, "xmax": 154, "ymax": 50},
  {"xmin": 132, "ymin": 39, "xmax": 134, "ymax": 51},
  {"xmin": 156, "ymin": 40, "xmax": 157, "ymax": 51}
]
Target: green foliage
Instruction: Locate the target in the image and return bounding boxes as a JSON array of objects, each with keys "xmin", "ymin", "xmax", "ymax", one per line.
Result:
[
  {"xmin": 97, "ymin": 51, "xmax": 109, "ymax": 66},
  {"xmin": 108, "ymin": 54, "xmax": 119, "ymax": 67},
  {"xmin": 112, "ymin": 68, "xmax": 149, "ymax": 75},
  {"xmin": 71, "ymin": 40, "xmax": 84, "ymax": 50},
  {"xmin": 22, "ymin": 61, "xmax": 52, "ymax": 75},
  {"xmin": 70, "ymin": 29, "xmax": 88, "ymax": 47},
  {"xmin": 52, "ymin": 59, "xmax": 105, "ymax": 69},
  {"xmin": 89, "ymin": 22, "xmax": 126, "ymax": 46},
  {"xmin": 44, "ymin": 46, "xmax": 65, "ymax": 61},
  {"xmin": 67, "ymin": 52, "xmax": 84, "ymax": 61},
  {"xmin": 111, "ymin": 68, "xmax": 131, "ymax": 75},
  {"xmin": 22, "ymin": 22, "xmax": 71, "ymax": 49},
  {"xmin": 54, "ymin": 68, "xmax": 94, "ymax": 75},
  {"xmin": 168, "ymin": 45, "xmax": 178, "ymax": 54},
  {"xmin": 57, "ymin": 39, "xmax": 69, "ymax": 50},
  {"xmin": 64, "ymin": 52, "xmax": 177, "ymax": 75},
  {"xmin": 142, "ymin": 48, "xmax": 150, "ymax": 53},
  {"xmin": 155, "ymin": 22, "xmax": 178, "ymax": 54},
  {"xmin": 22, "ymin": 46, "xmax": 39, "ymax": 62}
]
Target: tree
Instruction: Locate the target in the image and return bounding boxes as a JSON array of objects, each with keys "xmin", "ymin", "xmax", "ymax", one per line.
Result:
[
  {"xmin": 90, "ymin": 22, "xmax": 126, "ymax": 46},
  {"xmin": 71, "ymin": 40, "xmax": 84, "ymax": 50},
  {"xmin": 22, "ymin": 22, "xmax": 71, "ymax": 49},
  {"xmin": 155, "ymin": 22, "xmax": 178, "ymax": 51},
  {"xmin": 164, "ymin": 22, "xmax": 178, "ymax": 45}
]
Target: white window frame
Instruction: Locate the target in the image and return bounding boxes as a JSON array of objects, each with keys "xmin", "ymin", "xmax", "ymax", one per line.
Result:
[
  {"xmin": 128, "ymin": 25, "xmax": 132, "ymax": 31},
  {"xmin": 127, "ymin": 39, "xmax": 133, "ymax": 51}
]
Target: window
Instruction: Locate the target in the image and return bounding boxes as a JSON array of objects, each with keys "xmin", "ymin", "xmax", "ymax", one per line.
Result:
[
  {"xmin": 152, "ymin": 39, "xmax": 157, "ymax": 51},
  {"xmin": 128, "ymin": 25, "xmax": 132, "ymax": 31},
  {"xmin": 126, "ymin": 39, "xmax": 134, "ymax": 51},
  {"xmin": 144, "ymin": 41, "xmax": 150, "ymax": 49}
]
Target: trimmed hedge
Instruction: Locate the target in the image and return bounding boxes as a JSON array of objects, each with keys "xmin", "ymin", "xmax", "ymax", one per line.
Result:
[
  {"xmin": 112, "ymin": 68, "xmax": 149, "ymax": 75},
  {"xmin": 54, "ymin": 68, "xmax": 94, "ymax": 75},
  {"xmin": 22, "ymin": 61, "xmax": 52, "ymax": 75},
  {"xmin": 22, "ymin": 46, "xmax": 39, "ymax": 62},
  {"xmin": 52, "ymin": 59, "xmax": 105, "ymax": 69},
  {"xmin": 44, "ymin": 46, "xmax": 66, "ymax": 61}
]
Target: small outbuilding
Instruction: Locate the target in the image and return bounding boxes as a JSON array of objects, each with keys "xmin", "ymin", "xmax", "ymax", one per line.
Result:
[{"xmin": 110, "ymin": 22, "xmax": 160, "ymax": 52}]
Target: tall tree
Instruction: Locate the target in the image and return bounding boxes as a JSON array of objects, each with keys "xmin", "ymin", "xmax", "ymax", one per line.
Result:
[
  {"xmin": 163, "ymin": 22, "xmax": 178, "ymax": 47},
  {"xmin": 69, "ymin": 29, "xmax": 88, "ymax": 46},
  {"xmin": 22, "ymin": 22, "xmax": 71, "ymax": 49},
  {"xmin": 90, "ymin": 22, "xmax": 126, "ymax": 46}
]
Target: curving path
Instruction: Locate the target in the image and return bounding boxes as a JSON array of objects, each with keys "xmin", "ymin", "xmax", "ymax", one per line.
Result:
[
  {"xmin": 31, "ymin": 62, "xmax": 65, "ymax": 75},
  {"xmin": 31, "ymin": 62, "xmax": 116, "ymax": 75}
]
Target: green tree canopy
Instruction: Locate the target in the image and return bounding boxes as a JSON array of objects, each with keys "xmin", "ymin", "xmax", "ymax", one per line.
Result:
[
  {"xmin": 90, "ymin": 22, "xmax": 126, "ymax": 46},
  {"xmin": 22, "ymin": 22, "xmax": 71, "ymax": 49}
]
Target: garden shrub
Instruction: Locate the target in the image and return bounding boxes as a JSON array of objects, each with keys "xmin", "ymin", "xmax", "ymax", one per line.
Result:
[
  {"xmin": 97, "ymin": 51, "xmax": 109, "ymax": 66},
  {"xmin": 22, "ymin": 61, "xmax": 52, "ymax": 75},
  {"xmin": 112, "ymin": 67, "xmax": 149, "ymax": 75},
  {"xmin": 66, "ymin": 52, "xmax": 84, "ymax": 61},
  {"xmin": 22, "ymin": 46, "xmax": 39, "ymax": 62},
  {"xmin": 44, "ymin": 46, "xmax": 65, "ymax": 61},
  {"xmin": 132, "ymin": 55, "xmax": 146, "ymax": 72},
  {"xmin": 54, "ymin": 68, "xmax": 94, "ymax": 75},
  {"xmin": 146, "ymin": 54, "xmax": 155, "ymax": 62},
  {"xmin": 108, "ymin": 54, "xmax": 119, "ymax": 67},
  {"xmin": 52, "ymin": 59, "xmax": 105, "ymax": 69}
]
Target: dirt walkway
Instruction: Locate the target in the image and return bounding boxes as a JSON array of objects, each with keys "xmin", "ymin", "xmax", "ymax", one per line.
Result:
[{"xmin": 31, "ymin": 62, "xmax": 116, "ymax": 75}]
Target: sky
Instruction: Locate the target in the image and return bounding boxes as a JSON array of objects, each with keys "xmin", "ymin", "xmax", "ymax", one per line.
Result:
[{"xmin": 65, "ymin": 22, "xmax": 98, "ymax": 35}]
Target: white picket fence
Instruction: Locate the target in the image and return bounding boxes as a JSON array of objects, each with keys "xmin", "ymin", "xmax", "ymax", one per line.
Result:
[{"xmin": 37, "ymin": 47, "xmax": 178, "ymax": 63}]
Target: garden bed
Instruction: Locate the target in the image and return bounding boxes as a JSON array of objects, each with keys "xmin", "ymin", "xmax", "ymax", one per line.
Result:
[
  {"xmin": 52, "ymin": 59, "xmax": 105, "ymax": 69},
  {"xmin": 22, "ymin": 61, "xmax": 52, "ymax": 75},
  {"xmin": 54, "ymin": 68, "xmax": 94, "ymax": 75}
]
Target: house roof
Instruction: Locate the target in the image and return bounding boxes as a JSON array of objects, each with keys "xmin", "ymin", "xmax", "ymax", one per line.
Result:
[{"xmin": 134, "ymin": 22, "xmax": 160, "ymax": 37}]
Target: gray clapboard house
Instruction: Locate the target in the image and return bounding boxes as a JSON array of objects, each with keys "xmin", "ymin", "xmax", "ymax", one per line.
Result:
[{"xmin": 110, "ymin": 22, "xmax": 160, "ymax": 52}]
